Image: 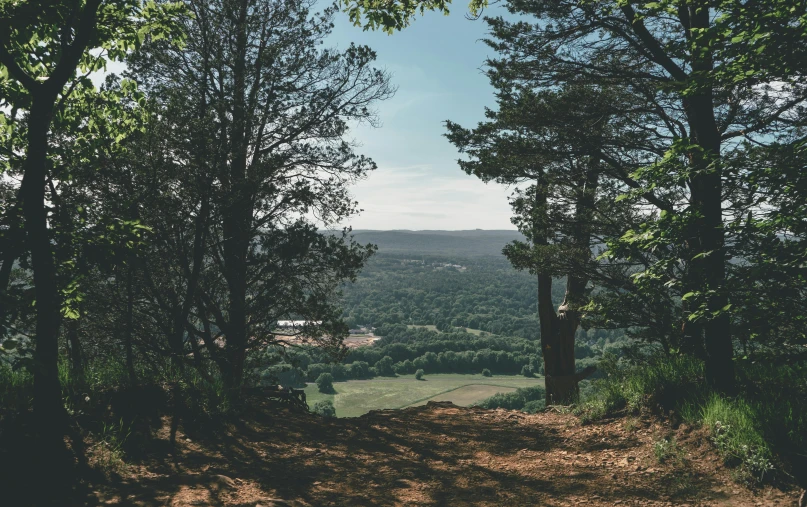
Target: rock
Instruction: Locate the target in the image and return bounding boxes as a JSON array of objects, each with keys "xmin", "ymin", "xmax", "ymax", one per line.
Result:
[{"xmin": 209, "ymin": 474, "xmax": 236, "ymax": 490}]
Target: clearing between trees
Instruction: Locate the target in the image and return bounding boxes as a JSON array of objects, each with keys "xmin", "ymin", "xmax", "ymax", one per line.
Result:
[{"xmin": 71, "ymin": 399, "xmax": 799, "ymax": 506}]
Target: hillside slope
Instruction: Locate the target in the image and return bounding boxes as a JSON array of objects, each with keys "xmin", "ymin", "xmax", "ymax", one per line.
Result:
[{"xmin": 89, "ymin": 400, "xmax": 798, "ymax": 506}]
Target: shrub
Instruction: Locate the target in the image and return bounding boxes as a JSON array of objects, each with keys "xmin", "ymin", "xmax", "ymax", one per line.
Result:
[
  {"xmin": 652, "ymin": 437, "xmax": 680, "ymax": 464},
  {"xmin": 575, "ymin": 353, "xmax": 705, "ymax": 423},
  {"xmin": 482, "ymin": 368, "xmax": 492, "ymax": 377},
  {"xmin": 521, "ymin": 364, "xmax": 534, "ymax": 377},
  {"xmin": 312, "ymin": 400, "xmax": 336, "ymax": 418},
  {"xmin": 522, "ymin": 399, "xmax": 546, "ymax": 414},
  {"xmin": 474, "ymin": 385, "xmax": 546, "ymax": 412},
  {"xmin": 415, "ymin": 369, "xmax": 424, "ymax": 380},
  {"xmin": 315, "ymin": 373, "xmax": 334, "ymax": 393}
]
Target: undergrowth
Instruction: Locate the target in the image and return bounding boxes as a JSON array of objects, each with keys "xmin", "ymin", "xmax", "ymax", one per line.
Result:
[
  {"xmin": 473, "ymin": 384, "xmax": 546, "ymax": 413},
  {"xmin": 576, "ymin": 352, "xmax": 806, "ymax": 485}
]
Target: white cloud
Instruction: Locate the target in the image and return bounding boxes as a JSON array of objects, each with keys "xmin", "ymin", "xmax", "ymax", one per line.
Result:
[{"xmin": 342, "ymin": 165, "xmax": 517, "ymax": 230}]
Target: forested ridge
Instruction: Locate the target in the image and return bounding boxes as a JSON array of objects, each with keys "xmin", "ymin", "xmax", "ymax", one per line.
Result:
[{"xmin": 1, "ymin": 0, "xmax": 807, "ymax": 505}]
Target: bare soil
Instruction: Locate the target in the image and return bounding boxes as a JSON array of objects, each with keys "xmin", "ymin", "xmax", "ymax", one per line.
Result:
[{"xmin": 85, "ymin": 399, "xmax": 800, "ymax": 507}]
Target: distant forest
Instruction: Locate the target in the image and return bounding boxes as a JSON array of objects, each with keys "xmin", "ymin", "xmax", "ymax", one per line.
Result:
[{"xmin": 337, "ymin": 231, "xmax": 624, "ymax": 342}]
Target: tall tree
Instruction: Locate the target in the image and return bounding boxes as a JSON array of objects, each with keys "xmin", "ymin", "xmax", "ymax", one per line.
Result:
[
  {"xmin": 129, "ymin": 0, "xmax": 392, "ymax": 390},
  {"xmin": 0, "ymin": 0, "xmax": 183, "ymax": 432},
  {"xmin": 447, "ymin": 85, "xmax": 642, "ymax": 402}
]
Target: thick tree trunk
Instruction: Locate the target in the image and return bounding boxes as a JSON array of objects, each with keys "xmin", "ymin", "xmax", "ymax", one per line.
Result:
[
  {"xmin": 681, "ymin": 3, "xmax": 735, "ymax": 393},
  {"xmin": 220, "ymin": 0, "xmax": 252, "ymax": 393},
  {"xmin": 21, "ymin": 95, "xmax": 65, "ymax": 433},
  {"xmin": 539, "ymin": 158, "xmax": 600, "ymax": 405}
]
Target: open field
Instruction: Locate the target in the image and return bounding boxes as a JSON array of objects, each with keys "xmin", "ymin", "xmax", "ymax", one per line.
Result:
[
  {"xmin": 303, "ymin": 373, "xmax": 544, "ymax": 418},
  {"xmin": 407, "ymin": 384, "xmax": 516, "ymax": 407}
]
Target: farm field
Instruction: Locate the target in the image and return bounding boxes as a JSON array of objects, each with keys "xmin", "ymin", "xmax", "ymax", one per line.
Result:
[{"xmin": 303, "ymin": 373, "xmax": 544, "ymax": 418}]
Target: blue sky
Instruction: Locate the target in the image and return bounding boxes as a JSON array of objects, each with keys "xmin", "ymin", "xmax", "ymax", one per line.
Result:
[
  {"xmin": 97, "ymin": 4, "xmax": 517, "ymax": 231},
  {"xmin": 327, "ymin": 4, "xmax": 517, "ymax": 231}
]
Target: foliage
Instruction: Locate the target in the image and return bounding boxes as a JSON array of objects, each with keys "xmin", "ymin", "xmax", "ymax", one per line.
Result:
[
  {"xmin": 316, "ymin": 373, "xmax": 335, "ymax": 394},
  {"xmin": 374, "ymin": 356, "xmax": 396, "ymax": 377},
  {"xmin": 575, "ymin": 353, "xmax": 706, "ymax": 423},
  {"xmin": 339, "ymin": 0, "xmax": 487, "ymax": 34},
  {"xmin": 415, "ymin": 369, "xmax": 424, "ymax": 380},
  {"xmin": 579, "ymin": 352, "xmax": 807, "ymax": 483},
  {"xmin": 91, "ymin": 418, "xmax": 131, "ymax": 478},
  {"xmin": 652, "ymin": 438, "xmax": 682, "ymax": 465},
  {"xmin": 700, "ymin": 395, "xmax": 774, "ymax": 484},
  {"xmin": 312, "ymin": 400, "xmax": 336, "ymax": 418},
  {"xmin": 473, "ymin": 385, "xmax": 546, "ymax": 412},
  {"xmin": 481, "ymin": 368, "xmax": 491, "ymax": 377}
]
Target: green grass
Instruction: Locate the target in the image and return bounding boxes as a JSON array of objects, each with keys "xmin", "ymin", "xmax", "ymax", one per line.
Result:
[
  {"xmin": 576, "ymin": 353, "xmax": 805, "ymax": 484},
  {"xmin": 303, "ymin": 373, "xmax": 544, "ymax": 418}
]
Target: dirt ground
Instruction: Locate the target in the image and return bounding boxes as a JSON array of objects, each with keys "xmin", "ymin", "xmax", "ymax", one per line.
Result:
[{"xmin": 84, "ymin": 400, "xmax": 801, "ymax": 507}]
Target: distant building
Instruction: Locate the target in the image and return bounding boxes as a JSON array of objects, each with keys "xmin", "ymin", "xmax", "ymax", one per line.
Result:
[{"xmin": 276, "ymin": 320, "xmax": 321, "ymax": 328}]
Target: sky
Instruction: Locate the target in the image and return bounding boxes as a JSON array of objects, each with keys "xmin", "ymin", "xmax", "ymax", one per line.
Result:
[{"xmin": 325, "ymin": 4, "xmax": 518, "ymax": 231}]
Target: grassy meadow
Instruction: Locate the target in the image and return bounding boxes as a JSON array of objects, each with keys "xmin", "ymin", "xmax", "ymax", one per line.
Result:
[{"xmin": 303, "ymin": 373, "xmax": 544, "ymax": 418}]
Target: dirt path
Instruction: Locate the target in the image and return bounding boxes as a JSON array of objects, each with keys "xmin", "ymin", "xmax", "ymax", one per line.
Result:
[{"xmin": 91, "ymin": 401, "xmax": 798, "ymax": 506}]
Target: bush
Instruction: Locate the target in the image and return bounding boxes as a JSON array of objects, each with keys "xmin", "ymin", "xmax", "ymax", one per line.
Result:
[
  {"xmin": 474, "ymin": 385, "xmax": 546, "ymax": 412},
  {"xmin": 315, "ymin": 373, "xmax": 334, "ymax": 393},
  {"xmin": 482, "ymin": 368, "xmax": 492, "ymax": 377},
  {"xmin": 312, "ymin": 399, "xmax": 336, "ymax": 418},
  {"xmin": 521, "ymin": 364, "xmax": 534, "ymax": 377},
  {"xmin": 523, "ymin": 399, "xmax": 545, "ymax": 414},
  {"xmin": 415, "ymin": 369, "xmax": 424, "ymax": 380},
  {"xmin": 575, "ymin": 353, "xmax": 705, "ymax": 423}
]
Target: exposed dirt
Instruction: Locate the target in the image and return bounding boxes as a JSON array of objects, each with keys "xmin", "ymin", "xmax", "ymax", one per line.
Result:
[{"xmin": 81, "ymin": 400, "xmax": 800, "ymax": 507}]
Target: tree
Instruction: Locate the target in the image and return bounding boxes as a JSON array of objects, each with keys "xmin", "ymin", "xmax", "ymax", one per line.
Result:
[
  {"xmin": 482, "ymin": 368, "xmax": 491, "ymax": 377},
  {"xmin": 316, "ymin": 372, "xmax": 335, "ymax": 393},
  {"xmin": 375, "ymin": 355, "xmax": 396, "ymax": 376},
  {"xmin": 128, "ymin": 0, "xmax": 393, "ymax": 390},
  {"xmin": 415, "ymin": 368, "xmax": 425, "ymax": 380},
  {"xmin": 447, "ymin": 84, "xmax": 639, "ymax": 403},
  {"xmin": 445, "ymin": 0, "xmax": 807, "ymax": 394},
  {"xmin": 0, "ymin": 0, "xmax": 183, "ymax": 436}
]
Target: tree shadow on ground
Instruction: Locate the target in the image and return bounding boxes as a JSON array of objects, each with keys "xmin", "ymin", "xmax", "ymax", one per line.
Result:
[{"xmin": 2, "ymin": 398, "xmax": 783, "ymax": 506}]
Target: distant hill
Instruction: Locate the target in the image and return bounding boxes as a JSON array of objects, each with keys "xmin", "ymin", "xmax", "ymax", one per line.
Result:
[{"xmin": 340, "ymin": 230, "xmax": 525, "ymax": 257}]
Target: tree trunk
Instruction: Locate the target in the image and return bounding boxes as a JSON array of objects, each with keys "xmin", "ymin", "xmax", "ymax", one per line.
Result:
[
  {"xmin": 0, "ymin": 193, "xmax": 23, "ymax": 327},
  {"xmin": 21, "ymin": 95, "xmax": 64, "ymax": 433},
  {"xmin": 124, "ymin": 262, "xmax": 137, "ymax": 384},
  {"xmin": 66, "ymin": 318, "xmax": 83, "ymax": 384},
  {"xmin": 220, "ymin": 0, "xmax": 252, "ymax": 393},
  {"xmin": 539, "ymin": 157, "xmax": 600, "ymax": 405},
  {"xmin": 681, "ymin": 2, "xmax": 735, "ymax": 393}
]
